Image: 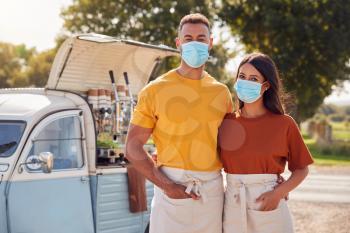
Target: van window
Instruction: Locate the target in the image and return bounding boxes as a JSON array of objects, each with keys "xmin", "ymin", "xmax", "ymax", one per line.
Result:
[
  {"xmin": 27, "ymin": 116, "xmax": 84, "ymax": 171},
  {"xmin": 0, "ymin": 121, "xmax": 26, "ymax": 157}
]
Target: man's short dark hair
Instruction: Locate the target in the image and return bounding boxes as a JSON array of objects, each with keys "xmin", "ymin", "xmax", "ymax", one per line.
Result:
[{"xmin": 178, "ymin": 13, "xmax": 211, "ymax": 35}]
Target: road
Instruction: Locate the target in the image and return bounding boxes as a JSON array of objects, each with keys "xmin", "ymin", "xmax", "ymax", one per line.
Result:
[
  {"xmin": 283, "ymin": 166, "xmax": 350, "ymax": 203},
  {"xmin": 286, "ymin": 166, "xmax": 350, "ymax": 232}
]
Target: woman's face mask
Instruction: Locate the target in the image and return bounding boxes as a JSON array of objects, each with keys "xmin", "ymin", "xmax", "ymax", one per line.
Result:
[
  {"xmin": 234, "ymin": 79, "xmax": 266, "ymax": 103},
  {"xmin": 180, "ymin": 41, "xmax": 209, "ymax": 68}
]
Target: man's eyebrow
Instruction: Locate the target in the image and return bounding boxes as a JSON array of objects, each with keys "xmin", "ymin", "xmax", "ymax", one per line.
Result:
[
  {"xmin": 184, "ymin": 34, "xmax": 193, "ymax": 38},
  {"xmin": 197, "ymin": 34, "xmax": 207, "ymax": 38}
]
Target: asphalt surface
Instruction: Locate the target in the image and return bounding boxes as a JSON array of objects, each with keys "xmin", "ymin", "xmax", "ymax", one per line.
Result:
[{"xmin": 283, "ymin": 166, "xmax": 350, "ymax": 203}]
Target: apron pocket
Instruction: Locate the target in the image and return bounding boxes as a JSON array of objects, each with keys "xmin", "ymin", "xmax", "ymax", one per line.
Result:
[
  {"xmin": 162, "ymin": 193, "xmax": 193, "ymax": 206},
  {"xmin": 247, "ymin": 207, "xmax": 283, "ymax": 233},
  {"xmin": 161, "ymin": 192, "xmax": 194, "ymax": 226}
]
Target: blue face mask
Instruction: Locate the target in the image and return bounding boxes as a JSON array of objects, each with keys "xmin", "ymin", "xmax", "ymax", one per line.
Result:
[
  {"xmin": 181, "ymin": 41, "xmax": 209, "ymax": 68},
  {"xmin": 234, "ymin": 79, "xmax": 264, "ymax": 103}
]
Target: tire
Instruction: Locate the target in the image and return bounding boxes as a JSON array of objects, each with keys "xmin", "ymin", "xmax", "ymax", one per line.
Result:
[{"xmin": 144, "ymin": 222, "xmax": 150, "ymax": 233}]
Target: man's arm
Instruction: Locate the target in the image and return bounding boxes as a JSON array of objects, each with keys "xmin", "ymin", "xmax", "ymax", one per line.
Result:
[{"xmin": 125, "ymin": 124, "xmax": 197, "ymax": 199}]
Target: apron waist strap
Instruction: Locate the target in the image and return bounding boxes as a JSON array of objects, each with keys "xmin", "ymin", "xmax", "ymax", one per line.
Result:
[
  {"xmin": 161, "ymin": 166, "xmax": 222, "ymax": 203},
  {"xmin": 227, "ymin": 173, "xmax": 278, "ymax": 186}
]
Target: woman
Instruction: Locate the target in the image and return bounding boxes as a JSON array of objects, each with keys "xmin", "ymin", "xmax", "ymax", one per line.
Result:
[{"xmin": 218, "ymin": 53, "xmax": 313, "ymax": 233}]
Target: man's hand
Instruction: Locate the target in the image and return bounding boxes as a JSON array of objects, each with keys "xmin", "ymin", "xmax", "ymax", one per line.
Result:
[
  {"xmin": 256, "ymin": 190, "xmax": 284, "ymax": 211},
  {"xmin": 126, "ymin": 124, "xmax": 200, "ymax": 201},
  {"xmin": 164, "ymin": 183, "xmax": 200, "ymax": 200}
]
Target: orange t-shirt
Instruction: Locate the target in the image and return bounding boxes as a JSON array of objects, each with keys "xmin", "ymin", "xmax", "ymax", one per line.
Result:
[{"xmin": 218, "ymin": 111, "xmax": 313, "ymax": 174}]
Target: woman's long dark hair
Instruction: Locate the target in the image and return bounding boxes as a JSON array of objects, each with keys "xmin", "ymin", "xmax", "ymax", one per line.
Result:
[{"xmin": 235, "ymin": 52, "xmax": 287, "ymax": 115}]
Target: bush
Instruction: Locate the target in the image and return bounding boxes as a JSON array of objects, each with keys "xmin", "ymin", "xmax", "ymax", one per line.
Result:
[
  {"xmin": 329, "ymin": 114, "xmax": 346, "ymax": 122},
  {"xmin": 312, "ymin": 114, "xmax": 328, "ymax": 122},
  {"xmin": 344, "ymin": 106, "xmax": 350, "ymax": 115},
  {"xmin": 318, "ymin": 142, "xmax": 350, "ymax": 157}
]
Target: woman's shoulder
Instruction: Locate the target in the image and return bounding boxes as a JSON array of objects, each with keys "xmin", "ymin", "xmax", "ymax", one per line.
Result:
[
  {"xmin": 223, "ymin": 111, "xmax": 298, "ymax": 125},
  {"xmin": 223, "ymin": 112, "xmax": 239, "ymax": 120},
  {"xmin": 219, "ymin": 112, "xmax": 238, "ymax": 131},
  {"xmin": 279, "ymin": 114, "xmax": 297, "ymax": 123},
  {"xmin": 270, "ymin": 113, "xmax": 298, "ymax": 127}
]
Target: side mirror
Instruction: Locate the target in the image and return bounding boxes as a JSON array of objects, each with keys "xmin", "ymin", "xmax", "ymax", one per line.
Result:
[{"xmin": 39, "ymin": 152, "xmax": 54, "ymax": 173}]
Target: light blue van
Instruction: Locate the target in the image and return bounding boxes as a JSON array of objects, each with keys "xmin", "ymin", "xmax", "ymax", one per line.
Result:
[{"xmin": 0, "ymin": 34, "xmax": 177, "ymax": 233}]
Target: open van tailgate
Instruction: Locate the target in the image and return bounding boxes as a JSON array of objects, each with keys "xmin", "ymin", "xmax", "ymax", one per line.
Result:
[{"xmin": 46, "ymin": 34, "xmax": 178, "ymax": 94}]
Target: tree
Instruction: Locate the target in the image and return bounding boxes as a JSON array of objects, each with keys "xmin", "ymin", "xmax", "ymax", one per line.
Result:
[
  {"xmin": 206, "ymin": 40, "xmax": 236, "ymax": 87},
  {"xmin": 0, "ymin": 40, "xmax": 62, "ymax": 88},
  {"xmin": 24, "ymin": 48, "xmax": 56, "ymax": 87},
  {"xmin": 220, "ymin": 0, "xmax": 350, "ymax": 122},
  {"xmin": 60, "ymin": 0, "xmax": 232, "ymax": 82},
  {"xmin": 61, "ymin": 0, "xmax": 215, "ymax": 46},
  {"xmin": 0, "ymin": 42, "xmax": 34, "ymax": 88}
]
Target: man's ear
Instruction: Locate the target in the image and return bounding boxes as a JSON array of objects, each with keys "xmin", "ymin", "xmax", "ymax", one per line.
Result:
[
  {"xmin": 175, "ymin": 37, "xmax": 181, "ymax": 49},
  {"xmin": 209, "ymin": 36, "xmax": 214, "ymax": 50}
]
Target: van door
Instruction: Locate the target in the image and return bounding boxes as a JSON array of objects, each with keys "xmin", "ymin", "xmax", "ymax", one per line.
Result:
[{"xmin": 6, "ymin": 110, "xmax": 94, "ymax": 233}]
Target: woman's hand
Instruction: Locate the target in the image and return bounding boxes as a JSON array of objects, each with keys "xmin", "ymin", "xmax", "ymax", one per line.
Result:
[
  {"xmin": 257, "ymin": 167, "xmax": 310, "ymax": 211},
  {"xmin": 256, "ymin": 189, "xmax": 284, "ymax": 211},
  {"xmin": 276, "ymin": 175, "xmax": 289, "ymax": 200}
]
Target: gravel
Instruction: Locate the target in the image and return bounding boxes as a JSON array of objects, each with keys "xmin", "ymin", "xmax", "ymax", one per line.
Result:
[{"xmin": 289, "ymin": 200, "xmax": 350, "ymax": 233}]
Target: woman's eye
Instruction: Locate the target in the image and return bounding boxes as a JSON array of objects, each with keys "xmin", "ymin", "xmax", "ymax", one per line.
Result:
[{"xmin": 239, "ymin": 75, "xmax": 245, "ymax": 79}]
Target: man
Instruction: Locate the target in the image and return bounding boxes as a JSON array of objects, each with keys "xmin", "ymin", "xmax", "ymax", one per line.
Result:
[{"xmin": 125, "ymin": 13, "xmax": 233, "ymax": 233}]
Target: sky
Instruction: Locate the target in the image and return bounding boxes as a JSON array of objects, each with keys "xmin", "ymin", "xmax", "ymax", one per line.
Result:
[
  {"xmin": 0, "ymin": 0, "xmax": 349, "ymax": 105},
  {"xmin": 0, "ymin": 0, "xmax": 72, "ymax": 50}
]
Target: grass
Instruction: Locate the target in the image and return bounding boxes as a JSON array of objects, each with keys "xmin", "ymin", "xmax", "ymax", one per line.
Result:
[
  {"xmin": 303, "ymin": 135, "xmax": 350, "ymax": 166},
  {"xmin": 330, "ymin": 121, "xmax": 350, "ymax": 141}
]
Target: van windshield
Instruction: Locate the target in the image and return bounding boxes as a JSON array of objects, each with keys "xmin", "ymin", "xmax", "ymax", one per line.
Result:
[{"xmin": 0, "ymin": 121, "xmax": 26, "ymax": 157}]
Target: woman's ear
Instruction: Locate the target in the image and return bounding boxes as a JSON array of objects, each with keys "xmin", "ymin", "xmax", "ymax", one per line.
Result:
[{"xmin": 264, "ymin": 82, "xmax": 271, "ymax": 91}]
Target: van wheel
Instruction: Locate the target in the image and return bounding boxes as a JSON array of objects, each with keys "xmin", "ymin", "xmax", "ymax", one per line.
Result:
[{"xmin": 144, "ymin": 223, "xmax": 150, "ymax": 233}]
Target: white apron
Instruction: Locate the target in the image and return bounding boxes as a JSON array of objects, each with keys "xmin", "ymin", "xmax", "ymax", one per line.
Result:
[
  {"xmin": 223, "ymin": 174, "xmax": 294, "ymax": 233},
  {"xmin": 149, "ymin": 167, "xmax": 224, "ymax": 233}
]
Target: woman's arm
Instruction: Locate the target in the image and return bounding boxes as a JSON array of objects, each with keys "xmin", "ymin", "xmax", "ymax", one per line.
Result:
[{"xmin": 256, "ymin": 166, "xmax": 309, "ymax": 211}]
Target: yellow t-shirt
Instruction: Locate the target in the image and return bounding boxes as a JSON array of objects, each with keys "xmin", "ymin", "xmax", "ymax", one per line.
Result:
[{"xmin": 130, "ymin": 69, "xmax": 233, "ymax": 171}]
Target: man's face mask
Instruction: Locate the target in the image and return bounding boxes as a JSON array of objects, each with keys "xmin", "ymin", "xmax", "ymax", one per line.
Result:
[{"xmin": 180, "ymin": 41, "xmax": 209, "ymax": 68}]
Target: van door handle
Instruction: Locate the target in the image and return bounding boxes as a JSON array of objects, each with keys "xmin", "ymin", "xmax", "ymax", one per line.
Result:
[{"xmin": 81, "ymin": 176, "xmax": 90, "ymax": 183}]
